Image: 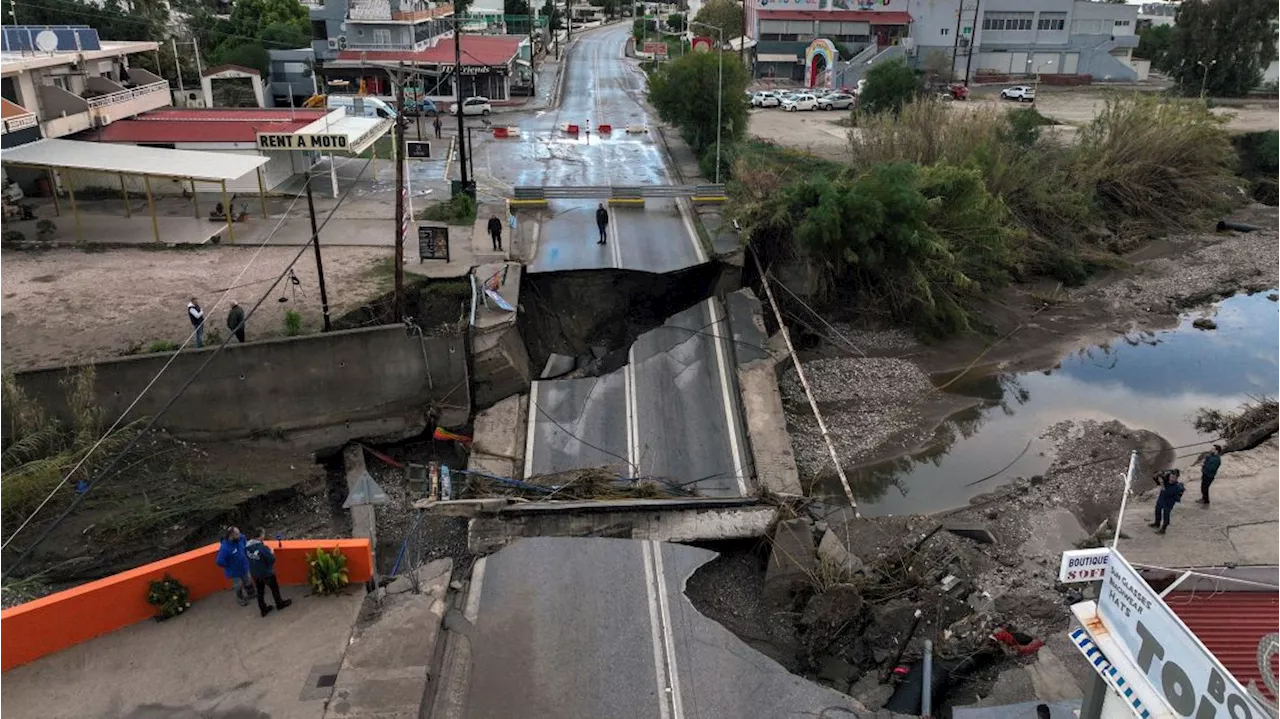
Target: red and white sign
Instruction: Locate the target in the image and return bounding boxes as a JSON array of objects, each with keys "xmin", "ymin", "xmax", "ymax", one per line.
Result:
[
  {"xmin": 643, "ymin": 41, "xmax": 668, "ymax": 56},
  {"xmin": 691, "ymin": 36, "xmax": 714, "ymax": 53}
]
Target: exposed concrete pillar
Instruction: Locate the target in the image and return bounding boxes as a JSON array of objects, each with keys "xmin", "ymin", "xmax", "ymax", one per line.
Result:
[{"xmin": 343, "ymin": 444, "xmax": 379, "ymax": 577}]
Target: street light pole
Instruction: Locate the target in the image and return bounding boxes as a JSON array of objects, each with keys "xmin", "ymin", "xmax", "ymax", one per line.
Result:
[
  {"xmin": 1033, "ymin": 59, "xmax": 1052, "ymax": 102},
  {"xmin": 691, "ymin": 20, "xmax": 723, "ymax": 184},
  {"xmin": 1197, "ymin": 59, "xmax": 1216, "ymax": 100}
]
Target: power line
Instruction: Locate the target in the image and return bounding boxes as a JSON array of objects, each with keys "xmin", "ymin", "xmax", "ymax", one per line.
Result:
[
  {"xmin": 0, "ymin": 187, "xmax": 308, "ymax": 548},
  {"xmin": 1, "ymin": 160, "xmax": 374, "ymax": 581}
]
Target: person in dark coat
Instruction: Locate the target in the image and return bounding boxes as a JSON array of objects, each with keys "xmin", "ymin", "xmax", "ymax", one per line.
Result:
[
  {"xmin": 1149, "ymin": 469, "xmax": 1185, "ymax": 534},
  {"xmin": 595, "ymin": 203, "xmax": 609, "ymax": 245},
  {"xmin": 187, "ymin": 297, "xmax": 205, "ymax": 348},
  {"xmin": 226, "ymin": 300, "xmax": 246, "ymax": 343},
  {"xmin": 245, "ymin": 528, "xmax": 292, "ymax": 618},
  {"xmin": 433, "ymin": 115, "xmax": 443, "ymax": 139},
  {"xmin": 487, "ymin": 215, "xmax": 503, "ymax": 251},
  {"xmin": 215, "ymin": 526, "xmax": 256, "ymax": 606},
  {"xmin": 1198, "ymin": 445, "xmax": 1223, "ymax": 504}
]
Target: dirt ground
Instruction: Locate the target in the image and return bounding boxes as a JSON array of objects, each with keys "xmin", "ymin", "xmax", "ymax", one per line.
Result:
[
  {"xmin": 748, "ymin": 107, "xmax": 851, "ymax": 161},
  {"xmin": 0, "ymin": 245, "xmax": 395, "ymax": 371}
]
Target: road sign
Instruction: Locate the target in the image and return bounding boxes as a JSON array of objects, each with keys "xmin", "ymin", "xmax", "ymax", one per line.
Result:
[
  {"xmin": 691, "ymin": 36, "xmax": 713, "ymax": 53},
  {"xmin": 406, "ymin": 140, "xmax": 431, "ymax": 159},
  {"xmin": 643, "ymin": 41, "xmax": 668, "ymax": 56},
  {"xmin": 1058, "ymin": 547, "xmax": 1110, "ymax": 583},
  {"xmin": 418, "ymin": 225, "xmax": 450, "ymax": 262},
  {"xmin": 256, "ymin": 133, "xmax": 350, "ymax": 151}
]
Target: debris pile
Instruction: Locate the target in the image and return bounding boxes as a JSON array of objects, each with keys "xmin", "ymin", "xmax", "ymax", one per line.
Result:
[
  {"xmin": 458, "ymin": 466, "xmax": 695, "ymax": 501},
  {"xmin": 693, "ymin": 419, "xmax": 1170, "ymax": 710}
]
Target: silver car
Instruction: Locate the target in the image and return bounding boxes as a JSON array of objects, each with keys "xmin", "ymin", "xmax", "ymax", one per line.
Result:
[
  {"xmin": 751, "ymin": 91, "xmax": 781, "ymax": 108},
  {"xmin": 818, "ymin": 92, "xmax": 855, "ymax": 110}
]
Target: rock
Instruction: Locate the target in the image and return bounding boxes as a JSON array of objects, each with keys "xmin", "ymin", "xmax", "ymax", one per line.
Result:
[
  {"xmin": 817, "ymin": 655, "xmax": 858, "ymax": 685},
  {"xmin": 814, "ymin": 521, "xmax": 829, "ymax": 535},
  {"xmin": 1192, "ymin": 318, "xmax": 1218, "ymax": 330},
  {"xmin": 943, "ymin": 523, "xmax": 996, "ymax": 544},
  {"xmin": 765, "ymin": 518, "xmax": 817, "ymax": 606},
  {"xmin": 1268, "ymin": 293, "xmax": 1278, "ymax": 302},
  {"xmin": 1029, "ymin": 474, "xmax": 1046, "ymax": 485},
  {"xmin": 817, "ymin": 530, "xmax": 865, "ymax": 575},
  {"xmin": 800, "ymin": 583, "xmax": 865, "ymax": 634},
  {"xmin": 985, "ymin": 510, "xmax": 999, "ymax": 520}
]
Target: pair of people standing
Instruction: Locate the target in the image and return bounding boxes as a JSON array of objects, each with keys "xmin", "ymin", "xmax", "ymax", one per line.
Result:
[
  {"xmin": 216, "ymin": 526, "xmax": 291, "ymax": 617},
  {"xmin": 186, "ymin": 297, "xmax": 246, "ymax": 347},
  {"xmin": 1150, "ymin": 445, "xmax": 1225, "ymax": 534}
]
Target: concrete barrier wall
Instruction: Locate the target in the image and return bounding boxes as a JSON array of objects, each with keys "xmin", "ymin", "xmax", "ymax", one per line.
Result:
[
  {"xmin": 11, "ymin": 325, "xmax": 470, "ymax": 449},
  {"xmin": 0, "ymin": 538, "xmax": 374, "ymax": 672}
]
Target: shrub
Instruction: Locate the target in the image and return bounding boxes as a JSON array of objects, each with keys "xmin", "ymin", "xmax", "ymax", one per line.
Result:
[
  {"xmin": 35, "ymin": 219, "xmax": 56, "ymax": 240},
  {"xmin": 2, "ymin": 230, "xmax": 26, "ymax": 244},
  {"xmin": 147, "ymin": 340, "xmax": 180, "ymax": 353},
  {"xmin": 856, "ymin": 59, "xmax": 922, "ymax": 116},
  {"xmin": 1233, "ymin": 130, "xmax": 1279, "ymax": 205},
  {"xmin": 307, "ymin": 547, "xmax": 350, "ymax": 595},
  {"xmin": 146, "ymin": 574, "xmax": 191, "ymax": 620},
  {"xmin": 283, "ymin": 310, "xmax": 302, "ymax": 336},
  {"xmin": 419, "ymin": 192, "xmax": 476, "ymax": 225}
]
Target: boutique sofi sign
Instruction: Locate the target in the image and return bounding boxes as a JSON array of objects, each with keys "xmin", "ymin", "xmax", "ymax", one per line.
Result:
[{"xmin": 1097, "ymin": 550, "xmax": 1273, "ymax": 718}]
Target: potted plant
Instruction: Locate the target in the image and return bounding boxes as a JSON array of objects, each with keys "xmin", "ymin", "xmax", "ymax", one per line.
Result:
[
  {"xmin": 307, "ymin": 547, "xmax": 350, "ymax": 595},
  {"xmin": 146, "ymin": 574, "xmax": 192, "ymax": 621}
]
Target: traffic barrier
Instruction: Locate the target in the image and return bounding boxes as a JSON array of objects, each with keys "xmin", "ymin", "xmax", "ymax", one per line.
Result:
[
  {"xmin": 566, "ymin": 124, "xmax": 580, "ymax": 134},
  {"xmin": 0, "ymin": 538, "xmax": 374, "ymax": 671},
  {"xmin": 493, "ymin": 127, "xmax": 510, "ymax": 138},
  {"xmin": 598, "ymin": 124, "xmax": 613, "ymax": 134},
  {"xmin": 626, "ymin": 125, "xmax": 647, "ymax": 134},
  {"xmin": 506, "ymin": 127, "xmax": 522, "ymax": 138}
]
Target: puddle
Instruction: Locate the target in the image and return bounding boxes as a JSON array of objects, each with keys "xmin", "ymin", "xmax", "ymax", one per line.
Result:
[{"xmin": 850, "ymin": 291, "xmax": 1279, "ymax": 517}]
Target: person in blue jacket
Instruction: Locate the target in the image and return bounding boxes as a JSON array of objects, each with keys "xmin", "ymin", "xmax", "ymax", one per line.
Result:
[
  {"xmin": 246, "ymin": 528, "xmax": 292, "ymax": 618},
  {"xmin": 1148, "ymin": 469, "xmax": 1185, "ymax": 535},
  {"xmin": 1198, "ymin": 445, "xmax": 1223, "ymax": 505},
  {"xmin": 216, "ymin": 526, "xmax": 256, "ymax": 606}
]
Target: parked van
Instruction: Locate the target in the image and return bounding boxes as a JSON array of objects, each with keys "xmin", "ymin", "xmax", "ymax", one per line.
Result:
[{"xmin": 326, "ymin": 95, "xmax": 398, "ymax": 119}]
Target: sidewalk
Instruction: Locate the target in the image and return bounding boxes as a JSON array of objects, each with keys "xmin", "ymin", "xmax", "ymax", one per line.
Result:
[{"xmin": 405, "ymin": 201, "xmax": 508, "ymax": 279}]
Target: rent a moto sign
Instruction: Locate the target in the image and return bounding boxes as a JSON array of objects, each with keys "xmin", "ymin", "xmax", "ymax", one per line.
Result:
[
  {"xmin": 1098, "ymin": 550, "xmax": 1272, "ymax": 718},
  {"xmin": 256, "ymin": 133, "xmax": 350, "ymax": 151}
]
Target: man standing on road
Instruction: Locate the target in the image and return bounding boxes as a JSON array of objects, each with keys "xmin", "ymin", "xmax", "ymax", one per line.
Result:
[
  {"xmin": 433, "ymin": 115, "xmax": 443, "ymax": 139},
  {"xmin": 596, "ymin": 203, "xmax": 609, "ymax": 246},
  {"xmin": 187, "ymin": 297, "xmax": 205, "ymax": 348},
  {"xmin": 227, "ymin": 300, "xmax": 246, "ymax": 343},
  {"xmin": 1149, "ymin": 469, "xmax": 1185, "ymax": 535},
  {"xmin": 1198, "ymin": 444, "xmax": 1223, "ymax": 504},
  {"xmin": 246, "ymin": 528, "xmax": 292, "ymax": 618},
  {"xmin": 487, "ymin": 215, "xmax": 504, "ymax": 252}
]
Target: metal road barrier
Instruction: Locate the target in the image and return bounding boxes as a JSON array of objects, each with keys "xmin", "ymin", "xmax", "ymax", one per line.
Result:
[{"xmin": 508, "ymin": 185, "xmax": 727, "ymax": 208}]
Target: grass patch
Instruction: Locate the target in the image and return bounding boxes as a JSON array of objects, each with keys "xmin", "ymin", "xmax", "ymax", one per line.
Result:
[
  {"xmin": 146, "ymin": 340, "xmax": 180, "ymax": 353},
  {"xmin": 419, "ymin": 192, "xmax": 477, "ymax": 225}
]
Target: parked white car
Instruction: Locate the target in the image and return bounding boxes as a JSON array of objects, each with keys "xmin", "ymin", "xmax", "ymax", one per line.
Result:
[
  {"xmin": 751, "ymin": 91, "xmax": 781, "ymax": 108},
  {"xmin": 450, "ymin": 96, "xmax": 492, "ymax": 116},
  {"xmin": 999, "ymin": 85, "xmax": 1036, "ymax": 102},
  {"xmin": 782, "ymin": 93, "xmax": 818, "ymax": 111},
  {"xmin": 818, "ymin": 92, "xmax": 855, "ymax": 110}
]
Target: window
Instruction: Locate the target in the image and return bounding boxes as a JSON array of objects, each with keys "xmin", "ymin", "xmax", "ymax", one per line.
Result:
[
  {"xmin": 1037, "ymin": 13, "xmax": 1066, "ymax": 31},
  {"xmin": 1115, "ymin": 19, "xmax": 1131, "ymax": 26},
  {"xmin": 984, "ymin": 12, "xmax": 1033, "ymax": 31},
  {"xmin": 940, "ymin": 27, "xmax": 950, "ymax": 36},
  {"xmin": 372, "ymin": 28, "xmax": 392, "ymax": 45}
]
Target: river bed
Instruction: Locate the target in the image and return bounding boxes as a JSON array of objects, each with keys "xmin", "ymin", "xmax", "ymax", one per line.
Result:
[{"xmin": 850, "ymin": 291, "xmax": 1279, "ymax": 517}]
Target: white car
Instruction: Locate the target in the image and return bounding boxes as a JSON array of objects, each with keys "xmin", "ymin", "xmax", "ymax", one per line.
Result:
[
  {"xmin": 751, "ymin": 91, "xmax": 781, "ymax": 108},
  {"xmin": 782, "ymin": 93, "xmax": 818, "ymax": 111},
  {"xmin": 1000, "ymin": 85, "xmax": 1036, "ymax": 102},
  {"xmin": 817, "ymin": 92, "xmax": 855, "ymax": 110},
  {"xmin": 450, "ymin": 96, "xmax": 492, "ymax": 116}
]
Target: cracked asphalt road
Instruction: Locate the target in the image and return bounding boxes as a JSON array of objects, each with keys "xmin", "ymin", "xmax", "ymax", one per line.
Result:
[{"xmin": 466, "ymin": 23, "xmax": 708, "ymax": 273}]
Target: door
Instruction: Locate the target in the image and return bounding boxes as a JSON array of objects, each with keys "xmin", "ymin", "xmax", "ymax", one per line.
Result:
[
  {"xmin": 1010, "ymin": 52, "xmax": 1028, "ymax": 75},
  {"xmin": 1062, "ymin": 53, "xmax": 1079, "ymax": 75}
]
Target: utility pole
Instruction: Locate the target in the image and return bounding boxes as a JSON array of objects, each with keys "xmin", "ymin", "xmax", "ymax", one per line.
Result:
[
  {"xmin": 566, "ymin": 0, "xmax": 572, "ymax": 41},
  {"xmin": 950, "ymin": 3, "xmax": 963, "ymax": 83},
  {"xmin": 393, "ymin": 65, "xmax": 408, "ymax": 322},
  {"xmin": 305, "ymin": 174, "xmax": 334, "ymax": 331},
  {"xmin": 172, "ymin": 38, "xmax": 185, "ymax": 93},
  {"xmin": 454, "ymin": 18, "xmax": 471, "ymax": 192},
  {"xmin": 962, "ymin": 0, "xmax": 979, "ymax": 86}
]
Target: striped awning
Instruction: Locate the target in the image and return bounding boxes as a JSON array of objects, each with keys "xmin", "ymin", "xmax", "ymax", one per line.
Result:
[{"xmin": 1071, "ymin": 627, "xmax": 1153, "ymax": 719}]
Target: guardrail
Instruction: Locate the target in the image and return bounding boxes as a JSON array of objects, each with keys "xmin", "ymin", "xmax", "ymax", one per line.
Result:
[
  {"xmin": 510, "ymin": 185, "xmax": 727, "ymax": 207},
  {"xmin": 86, "ymin": 81, "xmax": 168, "ymax": 110}
]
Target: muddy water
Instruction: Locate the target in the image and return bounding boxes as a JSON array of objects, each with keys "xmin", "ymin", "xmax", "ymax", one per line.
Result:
[{"xmin": 852, "ymin": 291, "xmax": 1280, "ymax": 517}]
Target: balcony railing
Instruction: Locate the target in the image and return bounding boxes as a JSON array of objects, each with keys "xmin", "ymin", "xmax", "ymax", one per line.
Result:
[{"xmin": 86, "ymin": 80, "xmax": 168, "ymax": 109}]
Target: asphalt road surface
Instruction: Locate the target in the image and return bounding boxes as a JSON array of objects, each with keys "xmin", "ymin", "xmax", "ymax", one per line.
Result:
[
  {"xmin": 524, "ymin": 298, "xmax": 751, "ymax": 497},
  {"xmin": 461, "ymin": 537, "xmax": 861, "ymax": 719},
  {"xmin": 465, "ymin": 23, "xmax": 708, "ymax": 273}
]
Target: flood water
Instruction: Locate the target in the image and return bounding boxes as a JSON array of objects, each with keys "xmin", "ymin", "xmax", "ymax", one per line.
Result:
[{"xmin": 851, "ymin": 291, "xmax": 1280, "ymax": 517}]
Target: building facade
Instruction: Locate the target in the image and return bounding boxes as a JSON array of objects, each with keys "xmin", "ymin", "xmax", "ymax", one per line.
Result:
[
  {"xmin": 746, "ymin": 0, "xmax": 1141, "ymax": 84},
  {"xmin": 0, "ymin": 25, "xmax": 166, "ymax": 147}
]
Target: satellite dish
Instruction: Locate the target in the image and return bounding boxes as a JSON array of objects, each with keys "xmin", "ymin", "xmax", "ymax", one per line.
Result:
[{"xmin": 34, "ymin": 30, "xmax": 59, "ymax": 53}]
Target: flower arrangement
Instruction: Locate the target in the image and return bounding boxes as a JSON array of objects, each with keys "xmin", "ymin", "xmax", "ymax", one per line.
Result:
[{"xmin": 146, "ymin": 574, "xmax": 192, "ymax": 621}]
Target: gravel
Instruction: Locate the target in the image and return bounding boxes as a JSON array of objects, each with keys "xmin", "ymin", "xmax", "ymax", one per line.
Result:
[{"xmin": 779, "ymin": 357, "xmax": 936, "ymax": 483}]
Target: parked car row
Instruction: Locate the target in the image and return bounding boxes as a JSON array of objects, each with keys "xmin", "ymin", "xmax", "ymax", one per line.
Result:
[{"xmin": 748, "ymin": 87, "xmax": 859, "ymax": 112}]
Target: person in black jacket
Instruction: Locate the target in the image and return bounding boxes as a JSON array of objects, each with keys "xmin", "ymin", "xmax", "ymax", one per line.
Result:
[
  {"xmin": 226, "ymin": 300, "xmax": 246, "ymax": 343},
  {"xmin": 595, "ymin": 204, "xmax": 609, "ymax": 245},
  {"xmin": 1149, "ymin": 469, "xmax": 1185, "ymax": 535},
  {"xmin": 486, "ymin": 215, "xmax": 503, "ymax": 251},
  {"xmin": 246, "ymin": 528, "xmax": 292, "ymax": 617},
  {"xmin": 187, "ymin": 297, "xmax": 205, "ymax": 348}
]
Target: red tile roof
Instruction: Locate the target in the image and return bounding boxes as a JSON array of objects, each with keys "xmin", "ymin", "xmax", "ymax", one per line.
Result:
[
  {"xmin": 755, "ymin": 9, "xmax": 911, "ymax": 23},
  {"xmin": 1165, "ymin": 591, "xmax": 1279, "ymax": 702},
  {"xmin": 80, "ymin": 108, "xmax": 329, "ymax": 144},
  {"xmin": 1, "ymin": 98, "xmax": 34, "ymax": 119},
  {"xmin": 336, "ymin": 34, "xmax": 524, "ymax": 67}
]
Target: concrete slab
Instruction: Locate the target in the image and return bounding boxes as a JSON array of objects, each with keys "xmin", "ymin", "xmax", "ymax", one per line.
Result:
[
  {"xmin": 1, "ymin": 588, "xmax": 364, "ymax": 719},
  {"xmin": 725, "ymin": 288, "xmax": 771, "ymax": 365},
  {"xmin": 471, "ymin": 394, "xmax": 523, "ymax": 460},
  {"xmin": 738, "ymin": 359, "xmax": 802, "ymax": 496},
  {"xmin": 5, "ymin": 212, "xmax": 224, "ymax": 246},
  {"xmin": 765, "ymin": 518, "xmax": 817, "ymax": 605},
  {"xmin": 324, "ymin": 558, "xmax": 452, "ymax": 719}
]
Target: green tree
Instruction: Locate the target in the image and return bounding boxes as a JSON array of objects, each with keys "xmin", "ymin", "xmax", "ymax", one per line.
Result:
[
  {"xmin": 215, "ymin": 43, "xmax": 271, "ymax": 77},
  {"xmin": 1165, "ymin": 0, "xmax": 1279, "ymax": 96},
  {"xmin": 691, "ymin": 0, "xmax": 743, "ymax": 40},
  {"xmin": 858, "ymin": 59, "xmax": 922, "ymax": 115},
  {"xmin": 505, "ymin": 0, "xmax": 531, "ymax": 14},
  {"xmin": 224, "ymin": 0, "xmax": 309, "ymax": 43},
  {"xmin": 4, "ymin": 0, "xmax": 169, "ymax": 40},
  {"xmin": 666, "ymin": 12, "xmax": 686, "ymax": 31},
  {"xmin": 543, "ymin": 0, "xmax": 564, "ymax": 29},
  {"xmin": 1136, "ymin": 23, "xmax": 1175, "ymax": 70},
  {"xmin": 647, "ymin": 49, "xmax": 750, "ymax": 153},
  {"xmin": 601, "ymin": 0, "xmax": 619, "ymax": 18},
  {"xmin": 260, "ymin": 21, "xmax": 311, "ymax": 49}
]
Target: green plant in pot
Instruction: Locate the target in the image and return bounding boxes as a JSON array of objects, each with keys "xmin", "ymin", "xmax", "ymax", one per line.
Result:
[
  {"xmin": 146, "ymin": 574, "xmax": 191, "ymax": 621},
  {"xmin": 307, "ymin": 547, "xmax": 349, "ymax": 595}
]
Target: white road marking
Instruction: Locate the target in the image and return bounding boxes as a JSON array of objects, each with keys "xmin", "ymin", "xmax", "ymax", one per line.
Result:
[
  {"xmin": 651, "ymin": 540, "xmax": 685, "ymax": 719},
  {"xmin": 624, "ymin": 349, "xmax": 639, "ymax": 475},
  {"xmin": 677, "ymin": 197, "xmax": 708, "ymax": 265},
  {"xmin": 523, "ymin": 383, "xmax": 540, "ymax": 479},
  {"xmin": 443, "ymin": 136, "xmax": 455, "ymax": 180},
  {"xmin": 707, "ymin": 298, "xmax": 748, "ymax": 496},
  {"xmin": 609, "ymin": 206, "xmax": 623, "ymax": 268},
  {"xmin": 641, "ymin": 541, "xmax": 672, "ymax": 719},
  {"xmin": 464, "ymin": 556, "xmax": 487, "ymax": 623}
]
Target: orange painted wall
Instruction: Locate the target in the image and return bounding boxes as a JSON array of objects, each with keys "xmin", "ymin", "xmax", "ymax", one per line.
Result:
[{"xmin": 0, "ymin": 538, "xmax": 372, "ymax": 672}]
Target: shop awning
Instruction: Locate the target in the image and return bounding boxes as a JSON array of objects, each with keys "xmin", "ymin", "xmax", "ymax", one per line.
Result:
[
  {"xmin": 1070, "ymin": 627, "xmax": 1157, "ymax": 719},
  {"xmin": 757, "ymin": 54, "xmax": 799, "ymax": 63},
  {"xmin": 296, "ymin": 114, "xmax": 394, "ymax": 156},
  {"xmin": 1, "ymin": 137, "xmax": 268, "ymax": 181}
]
